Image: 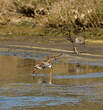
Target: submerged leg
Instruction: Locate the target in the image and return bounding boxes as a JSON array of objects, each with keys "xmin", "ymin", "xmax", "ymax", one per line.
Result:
[{"xmin": 49, "ymin": 67, "xmax": 53, "ymax": 84}]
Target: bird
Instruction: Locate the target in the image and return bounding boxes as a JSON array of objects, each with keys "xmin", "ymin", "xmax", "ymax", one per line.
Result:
[
  {"xmin": 66, "ymin": 30, "xmax": 85, "ymax": 55},
  {"xmin": 32, "ymin": 53, "xmax": 62, "ymax": 84}
]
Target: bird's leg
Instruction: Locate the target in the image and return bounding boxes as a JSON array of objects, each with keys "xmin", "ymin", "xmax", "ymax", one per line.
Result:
[
  {"xmin": 73, "ymin": 47, "xmax": 79, "ymax": 55},
  {"xmin": 80, "ymin": 42, "xmax": 85, "ymax": 47},
  {"xmin": 49, "ymin": 67, "xmax": 53, "ymax": 84},
  {"xmin": 72, "ymin": 44, "xmax": 79, "ymax": 55}
]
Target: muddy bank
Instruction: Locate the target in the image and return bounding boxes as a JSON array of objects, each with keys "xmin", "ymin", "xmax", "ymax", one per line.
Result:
[{"xmin": 0, "ymin": 40, "xmax": 103, "ymax": 64}]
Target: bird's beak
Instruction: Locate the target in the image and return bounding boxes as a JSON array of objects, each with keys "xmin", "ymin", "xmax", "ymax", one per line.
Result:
[
  {"xmin": 32, "ymin": 68, "xmax": 36, "ymax": 73},
  {"xmin": 32, "ymin": 68, "xmax": 37, "ymax": 80}
]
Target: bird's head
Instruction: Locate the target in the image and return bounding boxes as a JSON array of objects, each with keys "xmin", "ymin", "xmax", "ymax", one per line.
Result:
[{"xmin": 32, "ymin": 67, "xmax": 37, "ymax": 73}]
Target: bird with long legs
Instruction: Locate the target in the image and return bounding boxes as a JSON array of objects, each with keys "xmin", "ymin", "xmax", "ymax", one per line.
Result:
[
  {"xmin": 66, "ymin": 30, "xmax": 85, "ymax": 55},
  {"xmin": 32, "ymin": 53, "xmax": 62, "ymax": 84}
]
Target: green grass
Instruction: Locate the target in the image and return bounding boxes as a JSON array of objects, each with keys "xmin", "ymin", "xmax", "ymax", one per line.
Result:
[{"xmin": 0, "ymin": 23, "xmax": 103, "ymax": 42}]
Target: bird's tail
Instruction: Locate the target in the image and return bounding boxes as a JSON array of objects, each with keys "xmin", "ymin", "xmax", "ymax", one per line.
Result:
[
  {"xmin": 45, "ymin": 53, "xmax": 63, "ymax": 63},
  {"xmin": 54, "ymin": 53, "xmax": 63, "ymax": 58},
  {"xmin": 51, "ymin": 53, "xmax": 63, "ymax": 59}
]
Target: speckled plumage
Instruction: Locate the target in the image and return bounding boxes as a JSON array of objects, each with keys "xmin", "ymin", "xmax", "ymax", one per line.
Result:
[
  {"xmin": 66, "ymin": 31, "xmax": 85, "ymax": 54},
  {"xmin": 32, "ymin": 53, "xmax": 62, "ymax": 84}
]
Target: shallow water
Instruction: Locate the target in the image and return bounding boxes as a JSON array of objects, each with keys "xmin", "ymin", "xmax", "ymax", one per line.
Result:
[{"xmin": 0, "ymin": 50, "xmax": 103, "ymax": 110}]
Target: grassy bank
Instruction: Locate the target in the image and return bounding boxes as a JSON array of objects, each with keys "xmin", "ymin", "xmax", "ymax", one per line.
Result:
[
  {"xmin": 0, "ymin": 0, "xmax": 103, "ymax": 41},
  {"xmin": 0, "ymin": 23, "xmax": 103, "ymax": 41}
]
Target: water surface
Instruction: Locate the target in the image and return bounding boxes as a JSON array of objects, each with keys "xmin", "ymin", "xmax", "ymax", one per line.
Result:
[{"xmin": 0, "ymin": 50, "xmax": 103, "ymax": 110}]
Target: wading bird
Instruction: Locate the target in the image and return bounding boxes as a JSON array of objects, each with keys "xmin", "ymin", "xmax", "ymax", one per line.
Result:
[
  {"xmin": 66, "ymin": 30, "xmax": 85, "ymax": 55},
  {"xmin": 32, "ymin": 53, "xmax": 62, "ymax": 84}
]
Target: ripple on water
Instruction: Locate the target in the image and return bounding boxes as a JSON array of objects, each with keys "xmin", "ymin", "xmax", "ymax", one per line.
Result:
[
  {"xmin": 0, "ymin": 82, "xmax": 103, "ymax": 109},
  {"xmin": 1, "ymin": 49, "xmax": 103, "ymax": 109},
  {"xmin": 0, "ymin": 95, "xmax": 79, "ymax": 109},
  {"xmin": 55, "ymin": 72, "xmax": 103, "ymax": 79}
]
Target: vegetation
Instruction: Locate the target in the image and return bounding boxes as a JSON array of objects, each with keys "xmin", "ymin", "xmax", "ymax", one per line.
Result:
[{"xmin": 0, "ymin": 0, "xmax": 103, "ymax": 41}]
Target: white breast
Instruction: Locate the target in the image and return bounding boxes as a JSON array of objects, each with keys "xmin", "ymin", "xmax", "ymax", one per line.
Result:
[
  {"xmin": 42, "ymin": 62, "xmax": 52, "ymax": 68},
  {"xmin": 35, "ymin": 64, "xmax": 43, "ymax": 70},
  {"xmin": 48, "ymin": 64, "xmax": 52, "ymax": 68}
]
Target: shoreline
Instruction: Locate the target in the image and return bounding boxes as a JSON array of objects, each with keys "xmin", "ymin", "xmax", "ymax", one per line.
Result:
[{"xmin": 0, "ymin": 40, "xmax": 103, "ymax": 62}]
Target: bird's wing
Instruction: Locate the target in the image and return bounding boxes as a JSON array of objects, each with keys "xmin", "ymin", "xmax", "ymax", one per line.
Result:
[
  {"xmin": 34, "ymin": 53, "xmax": 63, "ymax": 67},
  {"xmin": 44, "ymin": 53, "xmax": 63, "ymax": 63}
]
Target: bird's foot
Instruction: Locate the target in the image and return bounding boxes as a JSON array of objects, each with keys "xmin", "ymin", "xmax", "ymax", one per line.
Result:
[
  {"xmin": 75, "ymin": 52, "xmax": 79, "ymax": 55},
  {"xmin": 73, "ymin": 52, "xmax": 79, "ymax": 55}
]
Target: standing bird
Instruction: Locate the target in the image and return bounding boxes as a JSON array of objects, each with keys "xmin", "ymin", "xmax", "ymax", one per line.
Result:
[
  {"xmin": 66, "ymin": 30, "xmax": 85, "ymax": 55},
  {"xmin": 32, "ymin": 53, "xmax": 62, "ymax": 84}
]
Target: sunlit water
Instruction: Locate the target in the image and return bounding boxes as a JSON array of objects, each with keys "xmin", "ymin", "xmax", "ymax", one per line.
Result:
[{"xmin": 0, "ymin": 49, "xmax": 103, "ymax": 110}]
